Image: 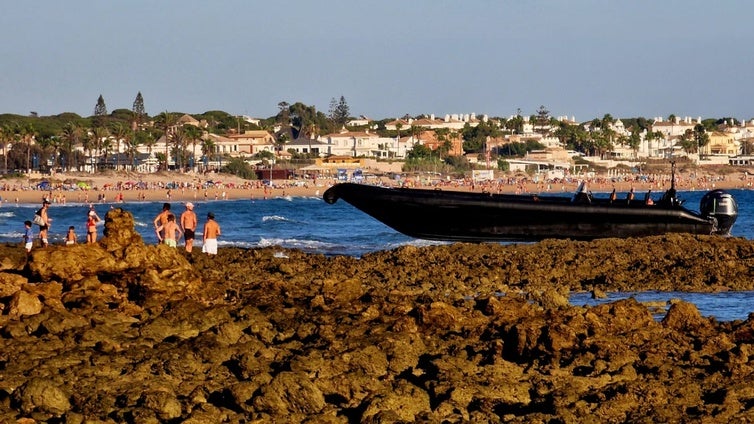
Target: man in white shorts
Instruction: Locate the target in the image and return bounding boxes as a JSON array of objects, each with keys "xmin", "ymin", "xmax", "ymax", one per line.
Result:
[{"xmin": 202, "ymin": 212, "xmax": 221, "ymax": 255}]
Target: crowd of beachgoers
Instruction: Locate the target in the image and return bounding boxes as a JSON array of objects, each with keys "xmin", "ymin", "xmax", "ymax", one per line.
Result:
[
  {"xmin": 394, "ymin": 171, "xmax": 747, "ymax": 195},
  {"xmin": 0, "ymin": 169, "xmax": 750, "ymax": 206}
]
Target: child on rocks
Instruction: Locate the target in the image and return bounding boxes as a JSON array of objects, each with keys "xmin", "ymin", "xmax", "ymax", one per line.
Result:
[
  {"xmin": 66, "ymin": 226, "xmax": 77, "ymax": 245},
  {"xmin": 23, "ymin": 220, "xmax": 33, "ymax": 253}
]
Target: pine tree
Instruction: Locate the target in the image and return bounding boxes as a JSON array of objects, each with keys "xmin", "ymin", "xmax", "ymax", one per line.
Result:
[
  {"xmin": 93, "ymin": 94, "xmax": 108, "ymax": 128},
  {"xmin": 331, "ymin": 95, "xmax": 350, "ymax": 127},
  {"xmin": 328, "ymin": 97, "xmax": 338, "ymax": 120},
  {"xmin": 132, "ymin": 92, "xmax": 145, "ymax": 128},
  {"xmin": 534, "ymin": 105, "xmax": 550, "ymax": 135}
]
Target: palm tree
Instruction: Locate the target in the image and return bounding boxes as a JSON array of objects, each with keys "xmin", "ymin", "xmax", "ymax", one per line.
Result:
[
  {"xmin": 60, "ymin": 123, "xmax": 82, "ymax": 171},
  {"xmin": 36, "ymin": 135, "xmax": 57, "ymax": 171},
  {"xmin": 142, "ymin": 131, "xmax": 156, "ymax": 157},
  {"xmin": 18, "ymin": 123, "xmax": 35, "ymax": 172},
  {"xmin": 101, "ymin": 137, "xmax": 113, "ymax": 169},
  {"xmin": 182, "ymin": 125, "xmax": 202, "ymax": 171},
  {"xmin": 201, "ymin": 138, "xmax": 216, "ymax": 171},
  {"xmin": 155, "ymin": 111, "xmax": 176, "ymax": 170},
  {"xmin": 170, "ymin": 128, "xmax": 187, "ymax": 171},
  {"xmin": 0, "ymin": 124, "xmax": 13, "ymax": 173},
  {"xmin": 126, "ymin": 132, "xmax": 144, "ymax": 171},
  {"xmin": 91, "ymin": 127, "xmax": 110, "ymax": 172},
  {"xmin": 110, "ymin": 122, "xmax": 129, "ymax": 171},
  {"xmin": 80, "ymin": 132, "xmax": 94, "ymax": 172}
]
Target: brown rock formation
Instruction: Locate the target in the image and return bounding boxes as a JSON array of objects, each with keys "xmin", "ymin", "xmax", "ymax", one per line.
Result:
[{"xmin": 0, "ymin": 208, "xmax": 753, "ymax": 421}]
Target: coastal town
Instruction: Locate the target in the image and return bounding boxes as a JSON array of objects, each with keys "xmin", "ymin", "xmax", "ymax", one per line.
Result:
[{"xmin": 2, "ymin": 99, "xmax": 754, "ymax": 203}]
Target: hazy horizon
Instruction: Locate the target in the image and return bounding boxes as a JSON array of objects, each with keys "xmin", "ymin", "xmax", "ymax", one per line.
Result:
[{"xmin": 2, "ymin": 1, "xmax": 753, "ymax": 122}]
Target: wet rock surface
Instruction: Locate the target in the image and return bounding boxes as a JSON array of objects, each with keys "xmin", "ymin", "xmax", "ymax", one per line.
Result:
[{"xmin": 1, "ymin": 208, "xmax": 753, "ymax": 422}]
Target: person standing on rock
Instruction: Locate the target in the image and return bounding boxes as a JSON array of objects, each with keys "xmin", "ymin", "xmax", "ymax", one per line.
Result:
[
  {"xmin": 23, "ymin": 220, "xmax": 33, "ymax": 253},
  {"xmin": 180, "ymin": 202, "xmax": 197, "ymax": 253},
  {"xmin": 37, "ymin": 200, "xmax": 52, "ymax": 247},
  {"xmin": 201, "ymin": 212, "xmax": 221, "ymax": 256},
  {"xmin": 66, "ymin": 226, "xmax": 77, "ymax": 245},
  {"xmin": 153, "ymin": 203, "xmax": 171, "ymax": 242},
  {"xmin": 156, "ymin": 213, "xmax": 182, "ymax": 248},
  {"xmin": 86, "ymin": 208, "xmax": 101, "ymax": 244}
]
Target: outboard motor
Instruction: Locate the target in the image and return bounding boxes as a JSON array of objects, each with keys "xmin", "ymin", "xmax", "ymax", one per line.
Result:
[{"xmin": 699, "ymin": 189, "xmax": 738, "ymax": 235}]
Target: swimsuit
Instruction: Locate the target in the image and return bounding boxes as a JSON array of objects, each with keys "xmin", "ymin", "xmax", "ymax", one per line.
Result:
[
  {"xmin": 164, "ymin": 239, "xmax": 177, "ymax": 248},
  {"xmin": 202, "ymin": 238, "xmax": 217, "ymax": 254}
]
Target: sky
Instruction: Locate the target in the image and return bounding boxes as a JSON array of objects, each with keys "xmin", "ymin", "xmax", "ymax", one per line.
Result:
[{"xmin": 2, "ymin": 1, "xmax": 753, "ymax": 123}]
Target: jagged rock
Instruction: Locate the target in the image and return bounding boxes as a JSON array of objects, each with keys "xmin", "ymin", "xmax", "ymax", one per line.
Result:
[
  {"xmin": 139, "ymin": 389, "xmax": 182, "ymax": 421},
  {"xmin": 361, "ymin": 379, "xmax": 431, "ymax": 422},
  {"xmin": 662, "ymin": 299, "xmax": 713, "ymax": 334},
  {"xmin": 253, "ymin": 371, "xmax": 326, "ymax": 415},
  {"xmin": 26, "ymin": 208, "xmax": 201, "ymax": 305},
  {"xmin": 1, "ymin": 232, "xmax": 754, "ymax": 421},
  {"xmin": 0, "ymin": 272, "xmax": 27, "ymax": 297},
  {"xmin": 0, "ymin": 244, "xmax": 28, "ymax": 271},
  {"xmin": 13, "ymin": 377, "xmax": 71, "ymax": 416},
  {"xmin": 7, "ymin": 290, "xmax": 43, "ymax": 318},
  {"xmin": 99, "ymin": 207, "xmax": 145, "ymax": 253}
]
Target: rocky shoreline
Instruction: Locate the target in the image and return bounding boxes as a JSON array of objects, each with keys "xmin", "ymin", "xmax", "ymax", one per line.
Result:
[{"xmin": 1, "ymin": 208, "xmax": 753, "ymax": 422}]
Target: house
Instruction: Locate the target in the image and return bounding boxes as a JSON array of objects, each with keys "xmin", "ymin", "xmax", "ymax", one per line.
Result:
[
  {"xmin": 225, "ymin": 130, "xmax": 277, "ymax": 156},
  {"xmin": 702, "ymin": 131, "xmax": 738, "ymax": 156},
  {"xmin": 285, "ymin": 137, "xmax": 329, "ymax": 157},
  {"xmin": 241, "ymin": 115, "xmax": 261, "ymax": 126},
  {"xmin": 347, "ymin": 115, "xmax": 372, "ymax": 127},
  {"xmin": 177, "ymin": 114, "xmax": 204, "ymax": 127},
  {"xmin": 384, "ymin": 113, "xmax": 483, "ymax": 131},
  {"xmin": 414, "ymin": 130, "xmax": 464, "ymax": 157},
  {"xmin": 651, "ymin": 116, "xmax": 700, "ymax": 138},
  {"xmin": 319, "ymin": 129, "xmax": 382, "ymax": 157}
]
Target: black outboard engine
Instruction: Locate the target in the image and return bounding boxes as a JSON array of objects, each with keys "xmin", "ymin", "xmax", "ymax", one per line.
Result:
[{"xmin": 699, "ymin": 189, "xmax": 738, "ymax": 235}]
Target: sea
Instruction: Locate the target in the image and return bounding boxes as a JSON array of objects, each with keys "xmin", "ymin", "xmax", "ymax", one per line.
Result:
[{"xmin": 1, "ymin": 188, "xmax": 753, "ymax": 321}]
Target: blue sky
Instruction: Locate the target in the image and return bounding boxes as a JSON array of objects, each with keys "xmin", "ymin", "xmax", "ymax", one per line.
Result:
[{"xmin": 2, "ymin": 1, "xmax": 753, "ymax": 122}]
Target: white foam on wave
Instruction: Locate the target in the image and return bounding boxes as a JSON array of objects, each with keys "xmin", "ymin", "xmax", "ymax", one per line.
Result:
[
  {"xmin": 388, "ymin": 239, "xmax": 448, "ymax": 250},
  {"xmin": 0, "ymin": 211, "xmax": 16, "ymax": 218},
  {"xmin": 261, "ymin": 215, "xmax": 291, "ymax": 223},
  {"xmin": 258, "ymin": 237, "xmax": 335, "ymax": 250}
]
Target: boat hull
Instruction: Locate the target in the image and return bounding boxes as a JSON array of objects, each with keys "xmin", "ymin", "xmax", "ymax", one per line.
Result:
[{"xmin": 323, "ymin": 183, "xmax": 720, "ymax": 242}]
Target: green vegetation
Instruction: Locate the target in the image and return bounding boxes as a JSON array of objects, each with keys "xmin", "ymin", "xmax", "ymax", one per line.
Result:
[
  {"xmin": 222, "ymin": 157, "xmax": 258, "ymax": 180},
  {"xmin": 0, "ymin": 96, "xmax": 749, "ymax": 177}
]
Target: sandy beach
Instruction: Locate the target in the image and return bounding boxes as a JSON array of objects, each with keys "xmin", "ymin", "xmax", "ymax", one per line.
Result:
[{"xmin": 0, "ymin": 169, "xmax": 750, "ymax": 206}]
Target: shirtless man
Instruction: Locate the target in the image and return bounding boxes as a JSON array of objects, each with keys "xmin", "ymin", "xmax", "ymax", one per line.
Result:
[
  {"xmin": 155, "ymin": 213, "xmax": 182, "ymax": 247},
  {"xmin": 202, "ymin": 212, "xmax": 221, "ymax": 256},
  {"xmin": 180, "ymin": 202, "xmax": 198, "ymax": 252},
  {"xmin": 153, "ymin": 203, "xmax": 171, "ymax": 242}
]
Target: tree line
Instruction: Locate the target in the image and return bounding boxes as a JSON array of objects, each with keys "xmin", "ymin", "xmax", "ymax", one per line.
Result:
[{"xmin": 0, "ymin": 93, "xmax": 745, "ymax": 176}]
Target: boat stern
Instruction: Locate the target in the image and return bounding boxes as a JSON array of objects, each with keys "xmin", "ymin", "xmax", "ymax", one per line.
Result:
[{"xmin": 700, "ymin": 189, "xmax": 738, "ymax": 235}]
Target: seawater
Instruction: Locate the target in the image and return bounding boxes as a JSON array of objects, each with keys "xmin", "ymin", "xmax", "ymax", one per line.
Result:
[{"xmin": 0, "ymin": 188, "xmax": 752, "ymax": 320}]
